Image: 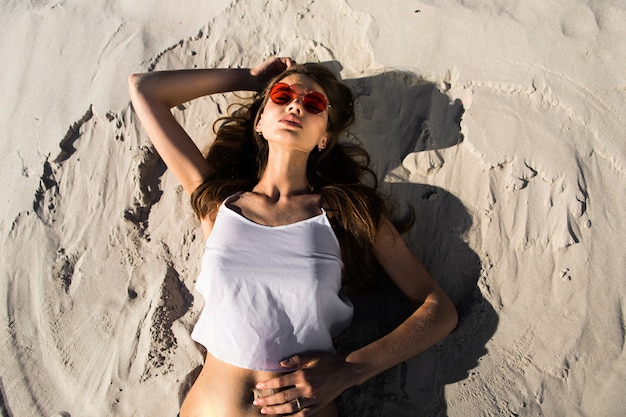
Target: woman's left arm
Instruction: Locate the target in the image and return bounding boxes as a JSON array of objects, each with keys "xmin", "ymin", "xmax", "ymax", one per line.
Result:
[
  {"xmin": 342, "ymin": 216, "xmax": 458, "ymax": 385},
  {"xmin": 254, "ymin": 217, "xmax": 458, "ymax": 416}
]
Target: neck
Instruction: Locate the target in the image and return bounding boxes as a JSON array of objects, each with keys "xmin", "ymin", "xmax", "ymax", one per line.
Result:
[{"xmin": 254, "ymin": 146, "xmax": 311, "ymax": 201}]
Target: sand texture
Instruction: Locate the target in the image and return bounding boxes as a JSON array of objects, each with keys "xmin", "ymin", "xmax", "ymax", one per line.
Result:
[{"xmin": 1, "ymin": 1, "xmax": 625, "ymax": 416}]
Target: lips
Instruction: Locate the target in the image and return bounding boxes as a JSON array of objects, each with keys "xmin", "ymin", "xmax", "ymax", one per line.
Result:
[{"xmin": 279, "ymin": 115, "xmax": 302, "ymax": 128}]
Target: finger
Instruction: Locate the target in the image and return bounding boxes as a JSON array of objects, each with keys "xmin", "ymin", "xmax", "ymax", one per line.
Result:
[
  {"xmin": 254, "ymin": 387, "xmax": 298, "ymax": 406},
  {"xmin": 255, "ymin": 372, "xmax": 299, "ymax": 391},
  {"xmin": 260, "ymin": 398, "xmax": 305, "ymax": 416},
  {"xmin": 280, "ymin": 354, "xmax": 319, "ymax": 369},
  {"xmin": 283, "ymin": 57, "xmax": 295, "ymax": 68}
]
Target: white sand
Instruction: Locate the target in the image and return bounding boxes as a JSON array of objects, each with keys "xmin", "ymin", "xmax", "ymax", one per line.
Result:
[{"xmin": 1, "ymin": 1, "xmax": 625, "ymax": 416}]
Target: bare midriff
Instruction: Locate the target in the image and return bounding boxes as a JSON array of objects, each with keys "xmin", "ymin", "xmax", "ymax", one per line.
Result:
[{"xmin": 179, "ymin": 352, "xmax": 338, "ymax": 417}]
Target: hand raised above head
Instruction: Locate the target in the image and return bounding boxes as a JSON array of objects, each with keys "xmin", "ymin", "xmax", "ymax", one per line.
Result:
[{"xmin": 250, "ymin": 57, "xmax": 296, "ymax": 90}]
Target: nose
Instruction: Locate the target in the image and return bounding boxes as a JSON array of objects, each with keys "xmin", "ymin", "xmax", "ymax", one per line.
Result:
[{"xmin": 287, "ymin": 97, "xmax": 304, "ymax": 114}]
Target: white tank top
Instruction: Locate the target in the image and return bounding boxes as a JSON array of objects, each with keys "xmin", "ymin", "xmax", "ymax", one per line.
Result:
[{"xmin": 191, "ymin": 198, "xmax": 354, "ymax": 371}]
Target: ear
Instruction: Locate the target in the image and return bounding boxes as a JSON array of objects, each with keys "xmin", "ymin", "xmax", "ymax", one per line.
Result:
[{"xmin": 318, "ymin": 132, "xmax": 330, "ymax": 149}]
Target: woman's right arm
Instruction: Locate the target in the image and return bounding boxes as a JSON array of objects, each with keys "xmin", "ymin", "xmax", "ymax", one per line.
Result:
[{"xmin": 128, "ymin": 58, "xmax": 293, "ymax": 194}]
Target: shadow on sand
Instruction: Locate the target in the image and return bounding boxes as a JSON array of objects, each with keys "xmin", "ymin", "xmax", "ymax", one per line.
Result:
[{"xmin": 333, "ymin": 68, "xmax": 498, "ymax": 417}]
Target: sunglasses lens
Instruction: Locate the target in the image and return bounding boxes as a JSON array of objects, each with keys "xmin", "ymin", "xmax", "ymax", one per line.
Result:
[
  {"xmin": 269, "ymin": 83, "xmax": 329, "ymax": 114},
  {"xmin": 303, "ymin": 92, "xmax": 328, "ymax": 114},
  {"xmin": 269, "ymin": 83, "xmax": 294, "ymax": 105}
]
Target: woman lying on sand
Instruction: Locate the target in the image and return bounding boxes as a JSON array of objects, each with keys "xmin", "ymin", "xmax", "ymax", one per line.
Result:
[{"xmin": 129, "ymin": 57, "xmax": 458, "ymax": 416}]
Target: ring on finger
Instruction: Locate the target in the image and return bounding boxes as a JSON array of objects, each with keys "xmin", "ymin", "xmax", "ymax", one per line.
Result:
[{"xmin": 295, "ymin": 397, "xmax": 302, "ymax": 411}]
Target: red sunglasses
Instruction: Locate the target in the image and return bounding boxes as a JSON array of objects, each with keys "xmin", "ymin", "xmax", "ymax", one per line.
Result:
[{"xmin": 268, "ymin": 83, "xmax": 330, "ymax": 115}]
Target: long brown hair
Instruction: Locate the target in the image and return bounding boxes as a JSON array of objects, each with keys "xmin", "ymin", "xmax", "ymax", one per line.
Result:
[{"xmin": 191, "ymin": 63, "xmax": 391, "ymax": 290}]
